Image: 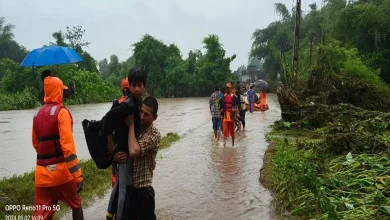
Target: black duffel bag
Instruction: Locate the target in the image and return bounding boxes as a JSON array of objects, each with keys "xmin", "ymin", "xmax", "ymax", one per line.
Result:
[{"xmin": 82, "ymin": 119, "xmax": 112, "ymax": 169}]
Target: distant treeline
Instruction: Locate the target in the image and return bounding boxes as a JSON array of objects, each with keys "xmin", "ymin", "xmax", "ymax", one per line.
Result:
[{"xmin": 0, "ymin": 18, "xmax": 238, "ymax": 110}]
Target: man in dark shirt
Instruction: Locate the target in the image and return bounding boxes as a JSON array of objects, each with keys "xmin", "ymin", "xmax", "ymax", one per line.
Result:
[
  {"xmin": 103, "ymin": 68, "xmax": 147, "ymax": 220},
  {"xmin": 39, "ymin": 69, "xmax": 75, "ymax": 105}
]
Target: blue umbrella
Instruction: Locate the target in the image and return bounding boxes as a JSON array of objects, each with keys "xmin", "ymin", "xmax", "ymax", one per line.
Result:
[{"xmin": 20, "ymin": 45, "xmax": 83, "ymax": 67}]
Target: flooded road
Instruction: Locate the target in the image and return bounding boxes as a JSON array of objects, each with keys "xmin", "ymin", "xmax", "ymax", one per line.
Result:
[
  {"xmin": 0, "ymin": 95, "xmax": 281, "ymax": 220},
  {"xmin": 0, "ymin": 97, "xmax": 209, "ymax": 178}
]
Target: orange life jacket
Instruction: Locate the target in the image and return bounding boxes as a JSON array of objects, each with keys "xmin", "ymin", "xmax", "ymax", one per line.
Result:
[
  {"xmin": 118, "ymin": 96, "xmax": 127, "ymax": 104},
  {"xmin": 33, "ymin": 103, "xmax": 73, "ymax": 166},
  {"xmin": 260, "ymin": 92, "xmax": 267, "ymax": 106},
  {"xmin": 224, "ymin": 93, "xmax": 234, "ymax": 121},
  {"xmin": 224, "ymin": 93, "xmax": 233, "ymax": 112}
]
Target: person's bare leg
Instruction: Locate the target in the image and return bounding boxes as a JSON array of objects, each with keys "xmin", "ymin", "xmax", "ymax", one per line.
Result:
[
  {"xmin": 214, "ymin": 130, "xmax": 218, "ymax": 139},
  {"xmin": 232, "ymin": 136, "xmax": 235, "ymax": 146}
]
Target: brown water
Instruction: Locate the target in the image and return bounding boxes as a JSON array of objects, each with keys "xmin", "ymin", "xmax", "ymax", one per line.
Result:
[{"xmin": 0, "ymin": 95, "xmax": 281, "ymax": 220}]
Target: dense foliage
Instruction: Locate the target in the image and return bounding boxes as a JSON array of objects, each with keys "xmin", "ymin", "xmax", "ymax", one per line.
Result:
[
  {"xmin": 251, "ymin": 0, "xmax": 390, "ymax": 86},
  {"xmin": 0, "ymin": 18, "xmax": 237, "ymax": 111},
  {"xmin": 101, "ymin": 34, "xmax": 237, "ymax": 97},
  {"xmin": 259, "ymin": 1, "xmax": 390, "ymax": 219}
]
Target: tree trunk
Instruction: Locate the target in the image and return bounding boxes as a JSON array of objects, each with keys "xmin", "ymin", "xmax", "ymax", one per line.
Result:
[
  {"xmin": 292, "ymin": 0, "xmax": 302, "ymax": 85},
  {"xmin": 309, "ymin": 32, "xmax": 314, "ymax": 67}
]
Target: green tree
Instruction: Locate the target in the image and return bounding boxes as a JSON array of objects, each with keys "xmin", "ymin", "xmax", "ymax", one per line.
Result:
[
  {"xmin": 108, "ymin": 55, "xmax": 121, "ymax": 77},
  {"xmin": 250, "ymin": 0, "xmax": 390, "ymax": 87},
  {"xmin": 51, "ymin": 26, "xmax": 97, "ymax": 73},
  {"xmin": 64, "ymin": 26, "xmax": 90, "ymax": 52},
  {"xmin": 182, "ymin": 50, "xmax": 202, "ymax": 96},
  {"xmin": 0, "ymin": 58, "xmax": 40, "ymax": 94},
  {"xmin": 97, "ymin": 55, "xmax": 135, "ymax": 88},
  {"xmin": 119, "ymin": 56, "xmax": 135, "ymax": 79},
  {"xmin": 200, "ymin": 35, "xmax": 237, "ymax": 94},
  {"xmin": 78, "ymin": 51, "xmax": 98, "ymax": 73},
  {"xmin": 98, "ymin": 58, "xmax": 109, "ymax": 78},
  {"xmin": 132, "ymin": 34, "xmax": 236, "ymax": 97},
  {"xmin": 165, "ymin": 56, "xmax": 185, "ymax": 97},
  {"xmin": 132, "ymin": 35, "xmax": 170, "ymax": 97},
  {"xmin": 332, "ymin": 0, "xmax": 390, "ymax": 82},
  {"xmin": 251, "ymin": 3, "xmax": 293, "ymax": 84},
  {"xmin": 0, "ymin": 17, "xmax": 28, "ymax": 63},
  {"xmin": 51, "ymin": 31, "xmax": 67, "ymax": 47}
]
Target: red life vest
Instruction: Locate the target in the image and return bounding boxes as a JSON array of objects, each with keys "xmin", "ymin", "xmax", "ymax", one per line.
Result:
[
  {"xmin": 224, "ymin": 93, "xmax": 233, "ymax": 112},
  {"xmin": 33, "ymin": 103, "xmax": 73, "ymax": 166}
]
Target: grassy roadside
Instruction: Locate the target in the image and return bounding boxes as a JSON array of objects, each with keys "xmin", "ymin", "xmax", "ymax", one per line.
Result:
[
  {"xmin": 260, "ymin": 123, "xmax": 390, "ymax": 219},
  {"xmin": 0, "ymin": 132, "xmax": 181, "ymax": 219},
  {"xmin": 160, "ymin": 132, "xmax": 180, "ymax": 149}
]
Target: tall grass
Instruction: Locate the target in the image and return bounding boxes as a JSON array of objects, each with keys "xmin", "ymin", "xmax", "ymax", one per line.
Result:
[{"xmin": 262, "ymin": 129, "xmax": 390, "ymax": 219}]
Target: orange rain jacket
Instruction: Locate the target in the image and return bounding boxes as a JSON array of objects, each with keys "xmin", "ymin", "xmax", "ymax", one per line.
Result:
[
  {"xmin": 260, "ymin": 92, "xmax": 267, "ymax": 107},
  {"xmin": 32, "ymin": 76, "xmax": 83, "ymax": 187}
]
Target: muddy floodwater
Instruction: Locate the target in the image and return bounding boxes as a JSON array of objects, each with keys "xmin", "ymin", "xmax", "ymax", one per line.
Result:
[{"xmin": 0, "ymin": 95, "xmax": 281, "ymax": 220}]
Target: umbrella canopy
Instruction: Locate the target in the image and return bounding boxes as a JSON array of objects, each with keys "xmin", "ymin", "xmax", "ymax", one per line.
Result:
[
  {"xmin": 20, "ymin": 45, "xmax": 83, "ymax": 67},
  {"xmin": 253, "ymin": 80, "xmax": 269, "ymax": 92}
]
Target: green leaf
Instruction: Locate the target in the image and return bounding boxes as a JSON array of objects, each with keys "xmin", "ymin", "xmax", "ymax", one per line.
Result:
[
  {"xmin": 376, "ymin": 183, "xmax": 385, "ymax": 190},
  {"xmin": 359, "ymin": 153, "xmax": 369, "ymax": 164},
  {"xmin": 380, "ymin": 206, "xmax": 390, "ymax": 216},
  {"xmin": 345, "ymin": 203, "xmax": 354, "ymax": 210},
  {"xmin": 346, "ymin": 152, "xmax": 353, "ymax": 162},
  {"xmin": 343, "ymin": 152, "xmax": 355, "ymax": 165}
]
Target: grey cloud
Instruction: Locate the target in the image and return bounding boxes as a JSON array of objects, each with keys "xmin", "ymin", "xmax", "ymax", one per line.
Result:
[{"xmin": 0, "ymin": 0, "xmax": 322, "ymax": 70}]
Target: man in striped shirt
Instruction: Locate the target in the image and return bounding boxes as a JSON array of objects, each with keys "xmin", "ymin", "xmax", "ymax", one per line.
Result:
[
  {"xmin": 209, "ymin": 84, "xmax": 223, "ymax": 140},
  {"xmin": 127, "ymin": 97, "xmax": 161, "ymax": 220}
]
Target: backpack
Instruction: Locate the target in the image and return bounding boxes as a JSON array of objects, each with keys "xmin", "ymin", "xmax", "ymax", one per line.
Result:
[{"xmin": 81, "ymin": 99, "xmax": 120, "ymax": 169}]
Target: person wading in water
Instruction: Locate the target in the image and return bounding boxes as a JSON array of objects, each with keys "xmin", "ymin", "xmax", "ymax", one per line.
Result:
[
  {"xmin": 221, "ymin": 83, "xmax": 236, "ymax": 146},
  {"xmin": 209, "ymin": 84, "xmax": 223, "ymax": 140}
]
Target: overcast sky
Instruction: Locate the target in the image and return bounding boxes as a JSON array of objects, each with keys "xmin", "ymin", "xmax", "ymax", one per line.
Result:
[{"xmin": 0, "ymin": 0, "xmax": 322, "ymax": 70}]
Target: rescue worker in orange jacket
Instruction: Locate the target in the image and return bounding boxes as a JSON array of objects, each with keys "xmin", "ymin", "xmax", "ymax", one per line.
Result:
[
  {"xmin": 222, "ymin": 82, "xmax": 236, "ymax": 146},
  {"xmin": 32, "ymin": 76, "xmax": 84, "ymax": 220},
  {"xmin": 259, "ymin": 90, "xmax": 268, "ymax": 111},
  {"xmin": 39, "ymin": 69, "xmax": 75, "ymax": 105}
]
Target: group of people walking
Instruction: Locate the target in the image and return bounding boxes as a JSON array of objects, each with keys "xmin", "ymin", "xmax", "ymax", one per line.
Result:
[
  {"xmin": 31, "ymin": 68, "xmax": 161, "ymax": 220},
  {"xmin": 209, "ymin": 82, "xmax": 265, "ymax": 146}
]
